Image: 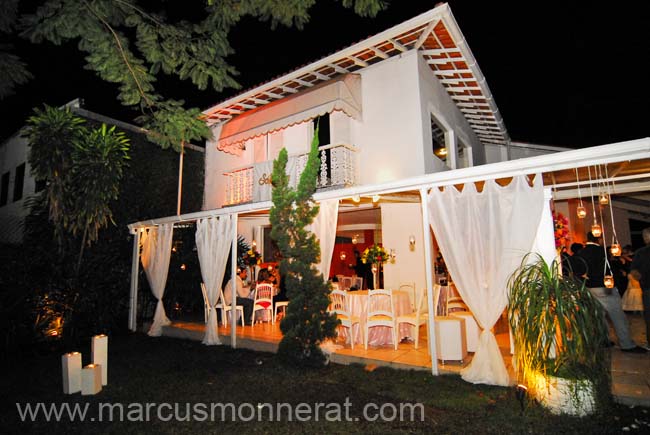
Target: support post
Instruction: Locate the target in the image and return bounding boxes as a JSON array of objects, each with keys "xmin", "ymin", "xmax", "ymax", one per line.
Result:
[
  {"xmin": 420, "ymin": 188, "xmax": 439, "ymax": 375},
  {"xmin": 177, "ymin": 141, "xmax": 185, "ymax": 216},
  {"xmin": 128, "ymin": 230, "xmax": 141, "ymax": 331},
  {"xmin": 231, "ymin": 214, "xmax": 238, "ymax": 348}
]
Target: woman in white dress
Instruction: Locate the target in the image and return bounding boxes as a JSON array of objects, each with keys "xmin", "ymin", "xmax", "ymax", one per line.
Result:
[{"xmin": 622, "ymin": 275, "xmax": 644, "ymax": 313}]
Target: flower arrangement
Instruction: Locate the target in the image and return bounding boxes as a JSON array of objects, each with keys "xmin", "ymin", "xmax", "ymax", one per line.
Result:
[
  {"xmin": 553, "ymin": 211, "xmax": 569, "ymax": 249},
  {"xmin": 242, "ymin": 248, "xmax": 262, "ymax": 267},
  {"xmin": 361, "ymin": 244, "xmax": 390, "ymax": 265}
]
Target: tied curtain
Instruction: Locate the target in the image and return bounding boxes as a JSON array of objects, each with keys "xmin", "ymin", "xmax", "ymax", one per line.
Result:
[
  {"xmin": 196, "ymin": 215, "xmax": 235, "ymax": 345},
  {"xmin": 309, "ymin": 199, "xmax": 339, "ymax": 281},
  {"xmin": 140, "ymin": 223, "xmax": 174, "ymax": 337},
  {"xmin": 427, "ymin": 175, "xmax": 544, "ymax": 386}
]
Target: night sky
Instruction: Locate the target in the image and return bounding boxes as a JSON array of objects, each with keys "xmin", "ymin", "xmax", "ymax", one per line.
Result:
[{"xmin": 1, "ymin": 1, "xmax": 648, "ymax": 148}]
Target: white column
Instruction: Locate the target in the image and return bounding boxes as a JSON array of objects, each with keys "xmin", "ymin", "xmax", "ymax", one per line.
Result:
[
  {"xmin": 128, "ymin": 230, "xmax": 141, "ymax": 331},
  {"xmin": 92, "ymin": 334, "xmax": 108, "ymax": 386},
  {"xmin": 420, "ymin": 188, "xmax": 439, "ymax": 375},
  {"xmin": 61, "ymin": 352, "xmax": 82, "ymax": 394},
  {"xmin": 231, "ymin": 213, "xmax": 239, "ymax": 348}
]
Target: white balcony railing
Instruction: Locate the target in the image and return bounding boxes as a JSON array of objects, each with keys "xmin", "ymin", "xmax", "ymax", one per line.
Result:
[{"xmin": 223, "ymin": 143, "xmax": 357, "ymax": 206}]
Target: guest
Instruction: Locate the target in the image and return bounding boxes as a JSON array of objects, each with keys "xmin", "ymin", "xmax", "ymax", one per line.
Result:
[
  {"xmin": 574, "ymin": 232, "xmax": 647, "ymax": 353},
  {"xmin": 223, "ymin": 268, "xmax": 254, "ymax": 325},
  {"xmin": 630, "ymin": 228, "xmax": 650, "ymax": 349}
]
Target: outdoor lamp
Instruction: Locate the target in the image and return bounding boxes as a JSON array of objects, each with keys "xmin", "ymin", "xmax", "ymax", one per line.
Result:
[
  {"xmin": 599, "ymin": 192, "xmax": 609, "ymax": 205},
  {"xmin": 515, "ymin": 384, "xmax": 528, "ymax": 414},
  {"xmin": 591, "ymin": 223, "xmax": 602, "ymax": 238},
  {"xmin": 604, "ymin": 275, "xmax": 615, "ymax": 288},
  {"xmin": 610, "ymin": 243, "xmax": 621, "ymax": 257},
  {"xmin": 390, "ymin": 249, "xmax": 397, "ymax": 261},
  {"xmin": 409, "ymin": 235, "xmax": 416, "ymax": 251},
  {"xmin": 576, "ymin": 205, "xmax": 587, "ymax": 219}
]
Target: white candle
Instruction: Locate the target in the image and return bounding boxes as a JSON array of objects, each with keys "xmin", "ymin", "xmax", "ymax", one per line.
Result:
[
  {"xmin": 92, "ymin": 334, "xmax": 108, "ymax": 386},
  {"xmin": 81, "ymin": 364, "xmax": 102, "ymax": 395},
  {"xmin": 61, "ymin": 352, "xmax": 82, "ymax": 394}
]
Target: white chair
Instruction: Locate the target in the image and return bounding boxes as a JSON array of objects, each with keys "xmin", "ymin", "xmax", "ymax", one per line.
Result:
[
  {"xmin": 396, "ymin": 287, "xmax": 429, "ymax": 349},
  {"xmin": 200, "ymin": 282, "xmax": 210, "ymax": 323},
  {"xmin": 398, "ymin": 282, "xmax": 416, "ymax": 310},
  {"xmin": 214, "ymin": 285, "xmax": 244, "ymax": 327},
  {"xmin": 364, "ymin": 289, "xmax": 398, "ymax": 350},
  {"xmin": 252, "ymin": 283, "xmax": 274, "ymax": 324},
  {"xmin": 341, "ymin": 276, "xmax": 353, "ymax": 290},
  {"xmin": 329, "ymin": 289, "xmax": 361, "ymax": 349},
  {"xmin": 447, "ymin": 296, "xmax": 469, "ymax": 314},
  {"xmin": 352, "ymin": 276, "xmax": 363, "ymax": 290},
  {"xmin": 274, "ymin": 300, "xmax": 289, "ymax": 320}
]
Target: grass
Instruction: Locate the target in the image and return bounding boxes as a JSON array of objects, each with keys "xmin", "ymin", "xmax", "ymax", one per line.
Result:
[{"xmin": 1, "ymin": 333, "xmax": 649, "ymax": 434}]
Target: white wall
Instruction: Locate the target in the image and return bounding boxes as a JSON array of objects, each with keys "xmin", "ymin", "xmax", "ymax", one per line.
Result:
[
  {"xmin": 415, "ymin": 53, "xmax": 484, "ymax": 171},
  {"xmin": 0, "ymin": 133, "xmax": 36, "ymax": 244},
  {"xmin": 350, "ymin": 51, "xmax": 425, "ymax": 186},
  {"xmin": 380, "ymin": 202, "xmax": 425, "ymax": 294}
]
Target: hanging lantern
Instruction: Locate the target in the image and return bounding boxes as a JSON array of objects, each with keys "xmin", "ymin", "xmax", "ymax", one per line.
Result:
[
  {"xmin": 604, "ymin": 275, "xmax": 615, "ymax": 288},
  {"xmin": 599, "ymin": 192, "xmax": 609, "ymax": 205},
  {"xmin": 591, "ymin": 223, "xmax": 602, "ymax": 237},
  {"xmin": 577, "ymin": 205, "xmax": 587, "ymax": 219},
  {"xmin": 610, "ymin": 243, "xmax": 622, "ymax": 257}
]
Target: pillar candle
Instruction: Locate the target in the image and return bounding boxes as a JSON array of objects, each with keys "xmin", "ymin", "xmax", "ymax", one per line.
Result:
[
  {"xmin": 61, "ymin": 352, "xmax": 82, "ymax": 394},
  {"xmin": 81, "ymin": 364, "xmax": 102, "ymax": 395},
  {"xmin": 92, "ymin": 334, "xmax": 108, "ymax": 386}
]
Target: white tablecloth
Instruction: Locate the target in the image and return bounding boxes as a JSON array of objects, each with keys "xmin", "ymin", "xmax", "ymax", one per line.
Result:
[{"xmin": 340, "ymin": 290, "xmax": 411, "ymax": 346}]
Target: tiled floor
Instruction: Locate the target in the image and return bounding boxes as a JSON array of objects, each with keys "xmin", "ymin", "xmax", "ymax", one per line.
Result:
[{"xmin": 162, "ymin": 312, "xmax": 649, "ymax": 406}]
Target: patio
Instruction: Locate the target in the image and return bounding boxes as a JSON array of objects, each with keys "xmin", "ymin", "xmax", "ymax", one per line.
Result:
[{"xmin": 158, "ymin": 312, "xmax": 650, "ymax": 407}]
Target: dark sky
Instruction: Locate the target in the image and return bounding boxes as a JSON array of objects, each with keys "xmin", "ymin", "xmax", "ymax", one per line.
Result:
[{"xmin": 1, "ymin": 1, "xmax": 648, "ymax": 147}]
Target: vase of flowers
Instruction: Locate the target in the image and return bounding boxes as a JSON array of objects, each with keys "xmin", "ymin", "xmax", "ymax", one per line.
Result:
[
  {"xmin": 553, "ymin": 211, "xmax": 569, "ymax": 252},
  {"xmin": 361, "ymin": 244, "xmax": 390, "ymax": 289},
  {"xmin": 242, "ymin": 247, "xmax": 262, "ymax": 283}
]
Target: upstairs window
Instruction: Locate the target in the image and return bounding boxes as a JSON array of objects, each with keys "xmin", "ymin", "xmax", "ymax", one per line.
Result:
[
  {"xmin": 13, "ymin": 163, "xmax": 25, "ymax": 202},
  {"xmin": 313, "ymin": 113, "xmax": 330, "ymax": 145},
  {"xmin": 431, "ymin": 114, "xmax": 447, "ymax": 163}
]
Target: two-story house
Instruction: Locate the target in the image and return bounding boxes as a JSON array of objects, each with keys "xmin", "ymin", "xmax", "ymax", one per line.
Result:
[{"xmin": 127, "ymin": 4, "xmax": 650, "ymax": 380}]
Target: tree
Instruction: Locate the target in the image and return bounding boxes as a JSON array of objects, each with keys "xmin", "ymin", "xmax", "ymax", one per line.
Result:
[
  {"xmin": 8, "ymin": 0, "xmax": 386, "ymax": 149},
  {"xmin": 24, "ymin": 105, "xmax": 130, "ymax": 275},
  {"xmin": 270, "ymin": 125, "xmax": 338, "ymax": 367}
]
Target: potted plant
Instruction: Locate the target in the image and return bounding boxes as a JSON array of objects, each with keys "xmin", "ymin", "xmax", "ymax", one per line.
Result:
[{"xmin": 507, "ymin": 254, "xmax": 611, "ymax": 416}]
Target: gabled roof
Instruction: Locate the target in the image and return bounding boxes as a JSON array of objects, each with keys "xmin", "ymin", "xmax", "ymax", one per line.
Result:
[{"xmin": 203, "ymin": 3, "xmax": 509, "ymax": 147}]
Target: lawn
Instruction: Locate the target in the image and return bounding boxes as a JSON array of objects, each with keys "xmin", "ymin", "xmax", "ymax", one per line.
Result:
[{"xmin": 2, "ymin": 333, "xmax": 648, "ymax": 434}]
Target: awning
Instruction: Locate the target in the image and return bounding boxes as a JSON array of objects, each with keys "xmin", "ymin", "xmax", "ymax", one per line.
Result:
[{"xmin": 217, "ymin": 74, "xmax": 361, "ymax": 155}]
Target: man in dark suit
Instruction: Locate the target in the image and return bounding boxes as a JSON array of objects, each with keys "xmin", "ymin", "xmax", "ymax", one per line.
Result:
[
  {"xmin": 630, "ymin": 227, "xmax": 650, "ymax": 349},
  {"xmin": 575, "ymin": 232, "xmax": 647, "ymax": 353}
]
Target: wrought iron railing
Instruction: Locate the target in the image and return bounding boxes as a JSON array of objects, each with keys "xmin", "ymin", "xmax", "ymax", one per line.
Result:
[{"xmin": 223, "ymin": 143, "xmax": 357, "ymax": 206}]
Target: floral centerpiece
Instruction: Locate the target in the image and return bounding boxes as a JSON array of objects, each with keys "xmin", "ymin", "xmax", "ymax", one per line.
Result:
[
  {"xmin": 553, "ymin": 212, "xmax": 569, "ymax": 249},
  {"xmin": 361, "ymin": 244, "xmax": 390, "ymax": 265},
  {"xmin": 361, "ymin": 244, "xmax": 391, "ymax": 289},
  {"xmin": 242, "ymin": 248, "xmax": 262, "ymax": 267}
]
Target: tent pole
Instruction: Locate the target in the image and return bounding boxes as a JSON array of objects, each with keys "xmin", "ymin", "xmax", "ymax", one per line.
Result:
[
  {"xmin": 420, "ymin": 188, "xmax": 439, "ymax": 375},
  {"xmin": 177, "ymin": 141, "xmax": 185, "ymax": 216},
  {"xmin": 128, "ymin": 230, "xmax": 141, "ymax": 331},
  {"xmin": 231, "ymin": 213, "xmax": 238, "ymax": 348}
]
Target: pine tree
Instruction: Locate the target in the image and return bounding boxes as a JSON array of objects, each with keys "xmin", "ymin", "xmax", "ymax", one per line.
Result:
[{"xmin": 270, "ymin": 126, "xmax": 338, "ymax": 367}]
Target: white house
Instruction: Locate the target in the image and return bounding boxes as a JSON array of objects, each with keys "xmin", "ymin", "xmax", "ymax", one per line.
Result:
[{"xmin": 127, "ymin": 4, "xmax": 650, "ymax": 384}]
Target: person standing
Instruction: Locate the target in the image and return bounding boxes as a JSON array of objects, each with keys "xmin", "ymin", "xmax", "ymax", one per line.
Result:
[
  {"xmin": 630, "ymin": 228, "xmax": 650, "ymax": 349},
  {"xmin": 575, "ymin": 232, "xmax": 647, "ymax": 353},
  {"xmin": 223, "ymin": 268, "xmax": 254, "ymax": 325}
]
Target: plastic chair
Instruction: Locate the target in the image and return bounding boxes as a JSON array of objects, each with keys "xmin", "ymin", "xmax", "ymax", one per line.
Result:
[
  {"xmin": 396, "ymin": 287, "xmax": 429, "ymax": 349},
  {"xmin": 252, "ymin": 283, "xmax": 274, "ymax": 324},
  {"xmin": 364, "ymin": 289, "xmax": 398, "ymax": 350},
  {"xmin": 329, "ymin": 289, "xmax": 361, "ymax": 349},
  {"xmin": 214, "ymin": 284, "xmax": 244, "ymax": 327}
]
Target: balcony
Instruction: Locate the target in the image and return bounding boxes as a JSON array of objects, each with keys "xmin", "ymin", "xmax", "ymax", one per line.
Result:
[{"xmin": 224, "ymin": 143, "xmax": 357, "ymax": 206}]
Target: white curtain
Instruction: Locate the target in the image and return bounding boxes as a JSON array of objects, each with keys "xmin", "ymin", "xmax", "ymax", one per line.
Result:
[
  {"xmin": 196, "ymin": 215, "xmax": 235, "ymax": 345},
  {"xmin": 140, "ymin": 223, "xmax": 174, "ymax": 337},
  {"xmin": 310, "ymin": 199, "xmax": 339, "ymax": 280},
  {"xmin": 427, "ymin": 175, "xmax": 544, "ymax": 386}
]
